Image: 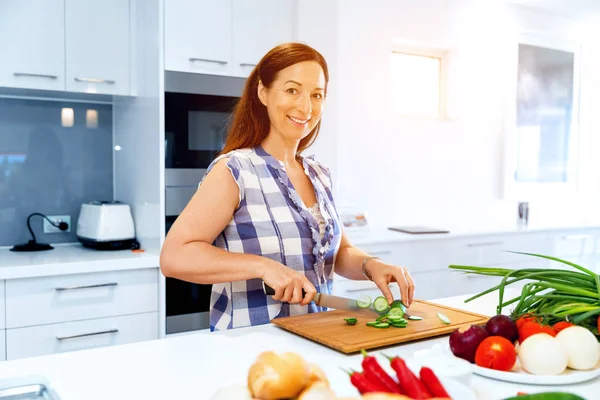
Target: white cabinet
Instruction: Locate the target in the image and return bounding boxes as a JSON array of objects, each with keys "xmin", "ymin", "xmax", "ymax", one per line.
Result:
[
  {"xmin": 0, "ymin": 0, "xmax": 65, "ymax": 91},
  {"xmin": 0, "ymin": 330, "xmax": 4, "ymax": 362},
  {"xmin": 164, "ymin": 0, "xmax": 296, "ymax": 77},
  {"xmin": 6, "ymin": 312, "xmax": 157, "ymax": 361},
  {"xmin": 65, "ymin": 0, "xmax": 130, "ymax": 95},
  {"xmin": 3, "ymin": 268, "xmax": 158, "ymax": 361},
  {"xmin": 0, "ymin": 280, "xmax": 4, "ymax": 330},
  {"xmin": 5, "ymin": 269, "xmax": 158, "ymax": 329},
  {"xmin": 164, "ymin": 0, "xmax": 232, "ymax": 76},
  {"xmin": 549, "ymin": 229, "xmax": 599, "ymax": 260},
  {"xmin": 232, "ymin": 0, "xmax": 295, "ymax": 77}
]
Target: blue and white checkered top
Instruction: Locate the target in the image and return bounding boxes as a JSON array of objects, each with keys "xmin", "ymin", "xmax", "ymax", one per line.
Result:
[{"xmin": 203, "ymin": 146, "xmax": 342, "ymax": 331}]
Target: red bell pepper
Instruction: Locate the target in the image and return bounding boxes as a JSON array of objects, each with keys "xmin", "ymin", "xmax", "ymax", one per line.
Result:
[{"xmin": 360, "ymin": 349, "xmax": 403, "ymax": 394}]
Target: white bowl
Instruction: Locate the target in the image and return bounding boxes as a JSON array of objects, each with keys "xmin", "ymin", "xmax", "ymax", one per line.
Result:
[{"xmin": 406, "ymin": 343, "xmax": 474, "ymax": 387}]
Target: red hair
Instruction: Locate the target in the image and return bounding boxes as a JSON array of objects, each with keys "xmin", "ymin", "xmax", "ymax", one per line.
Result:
[{"xmin": 220, "ymin": 42, "xmax": 329, "ymax": 156}]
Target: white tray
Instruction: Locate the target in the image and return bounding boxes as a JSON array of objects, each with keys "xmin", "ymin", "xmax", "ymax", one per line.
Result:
[{"xmin": 473, "ymin": 359, "xmax": 600, "ymax": 385}]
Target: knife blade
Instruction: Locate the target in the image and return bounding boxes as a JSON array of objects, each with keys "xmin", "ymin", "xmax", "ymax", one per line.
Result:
[{"xmin": 262, "ymin": 282, "xmax": 381, "ymax": 317}]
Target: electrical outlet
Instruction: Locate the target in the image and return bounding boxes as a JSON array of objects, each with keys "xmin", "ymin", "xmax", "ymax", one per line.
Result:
[{"xmin": 43, "ymin": 215, "xmax": 71, "ymax": 233}]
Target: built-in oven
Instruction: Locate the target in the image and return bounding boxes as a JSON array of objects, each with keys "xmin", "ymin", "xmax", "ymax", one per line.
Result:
[{"xmin": 164, "ymin": 71, "xmax": 244, "ymax": 334}]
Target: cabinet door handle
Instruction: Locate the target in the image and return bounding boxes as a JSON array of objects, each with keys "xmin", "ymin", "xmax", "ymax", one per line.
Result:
[
  {"xmin": 57, "ymin": 329, "xmax": 118, "ymax": 341},
  {"xmin": 13, "ymin": 72, "xmax": 58, "ymax": 80},
  {"xmin": 239, "ymin": 63, "xmax": 257, "ymax": 67},
  {"xmin": 189, "ymin": 57, "xmax": 227, "ymax": 65},
  {"xmin": 55, "ymin": 282, "xmax": 118, "ymax": 291},
  {"xmin": 74, "ymin": 77, "xmax": 115, "ymax": 84},
  {"xmin": 466, "ymin": 241, "xmax": 505, "ymax": 247}
]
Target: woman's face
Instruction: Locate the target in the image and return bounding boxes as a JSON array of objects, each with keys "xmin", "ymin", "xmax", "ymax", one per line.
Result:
[{"xmin": 258, "ymin": 61, "xmax": 326, "ymax": 143}]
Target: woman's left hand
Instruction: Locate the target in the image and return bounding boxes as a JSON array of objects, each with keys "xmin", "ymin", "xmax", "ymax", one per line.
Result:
[{"xmin": 366, "ymin": 260, "xmax": 415, "ymax": 308}]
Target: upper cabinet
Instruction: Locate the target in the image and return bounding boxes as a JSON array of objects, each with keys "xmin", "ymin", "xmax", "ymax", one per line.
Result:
[
  {"xmin": 232, "ymin": 0, "xmax": 295, "ymax": 77},
  {"xmin": 0, "ymin": 0, "xmax": 131, "ymax": 96},
  {"xmin": 164, "ymin": 0, "xmax": 232, "ymax": 76},
  {"xmin": 0, "ymin": 0, "xmax": 66, "ymax": 91},
  {"xmin": 164, "ymin": 0, "xmax": 296, "ymax": 78},
  {"xmin": 65, "ymin": 0, "xmax": 130, "ymax": 95}
]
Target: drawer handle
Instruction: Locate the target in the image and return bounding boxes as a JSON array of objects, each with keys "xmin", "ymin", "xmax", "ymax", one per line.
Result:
[
  {"xmin": 240, "ymin": 62, "xmax": 257, "ymax": 67},
  {"xmin": 13, "ymin": 72, "xmax": 58, "ymax": 80},
  {"xmin": 55, "ymin": 282, "xmax": 118, "ymax": 291},
  {"xmin": 466, "ymin": 241, "xmax": 504, "ymax": 247},
  {"xmin": 74, "ymin": 77, "xmax": 115, "ymax": 84},
  {"xmin": 189, "ymin": 57, "xmax": 228, "ymax": 65},
  {"xmin": 57, "ymin": 329, "xmax": 118, "ymax": 341},
  {"xmin": 561, "ymin": 234, "xmax": 592, "ymax": 240}
]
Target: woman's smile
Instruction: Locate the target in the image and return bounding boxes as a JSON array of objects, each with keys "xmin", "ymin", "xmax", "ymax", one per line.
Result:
[{"xmin": 287, "ymin": 115, "xmax": 311, "ymax": 127}]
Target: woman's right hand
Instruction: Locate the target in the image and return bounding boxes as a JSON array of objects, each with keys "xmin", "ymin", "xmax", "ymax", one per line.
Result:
[{"xmin": 260, "ymin": 261, "xmax": 317, "ymax": 306}]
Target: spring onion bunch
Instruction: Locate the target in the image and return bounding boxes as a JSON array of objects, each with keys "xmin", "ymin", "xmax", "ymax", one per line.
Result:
[{"xmin": 449, "ymin": 251, "xmax": 600, "ymax": 338}]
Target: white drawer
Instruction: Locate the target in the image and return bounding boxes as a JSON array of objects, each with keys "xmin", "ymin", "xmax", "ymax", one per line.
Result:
[
  {"xmin": 463, "ymin": 232, "xmax": 550, "ymax": 266},
  {"xmin": 0, "ymin": 330, "xmax": 5, "ymax": 361},
  {"xmin": 6, "ymin": 312, "xmax": 158, "ymax": 361},
  {"xmin": 0, "ymin": 281, "xmax": 5, "ymax": 329},
  {"xmin": 401, "ymin": 239, "xmax": 478, "ymax": 273},
  {"xmin": 550, "ymin": 229, "xmax": 598, "ymax": 259},
  {"xmin": 6, "ymin": 269, "xmax": 158, "ymax": 329}
]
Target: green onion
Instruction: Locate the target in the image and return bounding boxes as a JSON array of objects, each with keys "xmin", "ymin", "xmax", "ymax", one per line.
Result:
[{"xmin": 449, "ymin": 252, "xmax": 600, "ymax": 339}]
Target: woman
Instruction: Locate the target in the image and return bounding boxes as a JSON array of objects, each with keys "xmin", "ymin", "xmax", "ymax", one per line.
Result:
[{"xmin": 160, "ymin": 42, "xmax": 416, "ymax": 331}]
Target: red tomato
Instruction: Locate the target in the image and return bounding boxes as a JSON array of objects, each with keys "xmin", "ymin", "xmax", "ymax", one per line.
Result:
[
  {"xmin": 541, "ymin": 324, "xmax": 557, "ymax": 337},
  {"xmin": 516, "ymin": 314, "xmax": 536, "ymax": 330},
  {"xmin": 518, "ymin": 321, "xmax": 543, "ymax": 343},
  {"xmin": 552, "ymin": 321, "xmax": 574, "ymax": 334},
  {"xmin": 475, "ymin": 336, "xmax": 517, "ymax": 372}
]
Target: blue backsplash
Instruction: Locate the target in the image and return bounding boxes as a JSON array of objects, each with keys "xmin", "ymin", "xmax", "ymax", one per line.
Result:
[{"xmin": 0, "ymin": 97, "xmax": 113, "ymax": 247}]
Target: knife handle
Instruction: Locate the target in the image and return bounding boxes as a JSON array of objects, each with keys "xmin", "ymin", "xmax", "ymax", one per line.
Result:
[{"xmin": 262, "ymin": 282, "xmax": 306, "ymax": 297}]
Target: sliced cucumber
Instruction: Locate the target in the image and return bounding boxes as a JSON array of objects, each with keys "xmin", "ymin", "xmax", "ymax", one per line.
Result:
[
  {"xmin": 373, "ymin": 296, "xmax": 389, "ymax": 313},
  {"xmin": 374, "ymin": 322, "xmax": 390, "ymax": 328},
  {"xmin": 391, "ymin": 322, "xmax": 408, "ymax": 328},
  {"xmin": 387, "ymin": 307, "xmax": 405, "ymax": 318},
  {"xmin": 356, "ymin": 295, "xmax": 372, "ymax": 308},
  {"xmin": 366, "ymin": 321, "xmax": 378, "ymax": 327},
  {"xmin": 344, "ymin": 317, "xmax": 358, "ymax": 325},
  {"xmin": 407, "ymin": 315, "xmax": 423, "ymax": 321},
  {"xmin": 437, "ymin": 312, "xmax": 451, "ymax": 324}
]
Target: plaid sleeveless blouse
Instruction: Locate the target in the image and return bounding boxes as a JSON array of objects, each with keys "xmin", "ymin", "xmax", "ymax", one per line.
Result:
[{"xmin": 203, "ymin": 146, "xmax": 342, "ymax": 331}]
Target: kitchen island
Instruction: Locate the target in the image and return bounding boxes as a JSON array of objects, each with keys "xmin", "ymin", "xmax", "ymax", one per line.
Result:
[{"xmin": 0, "ymin": 289, "xmax": 596, "ymax": 400}]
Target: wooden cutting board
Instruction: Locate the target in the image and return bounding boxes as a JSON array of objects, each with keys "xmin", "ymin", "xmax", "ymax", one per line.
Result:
[{"xmin": 271, "ymin": 300, "xmax": 489, "ymax": 354}]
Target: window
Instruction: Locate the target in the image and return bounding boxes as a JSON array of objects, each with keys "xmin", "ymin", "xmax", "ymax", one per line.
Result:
[
  {"xmin": 390, "ymin": 47, "xmax": 447, "ymax": 119},
  {"xmin": 503, "ymin": 34, "xmax": 582, "ymax": 200}
]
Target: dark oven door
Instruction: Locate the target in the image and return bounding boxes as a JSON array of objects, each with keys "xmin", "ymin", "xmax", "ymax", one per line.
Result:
[{"xmin": 165, "ymin": 216, "xmax": 213, "ymax": 334}]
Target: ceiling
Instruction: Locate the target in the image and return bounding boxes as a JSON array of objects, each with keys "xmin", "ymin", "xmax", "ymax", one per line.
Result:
[{"xmin": 506, "ymin": 0, "xmax": 600, "ymax": 20}]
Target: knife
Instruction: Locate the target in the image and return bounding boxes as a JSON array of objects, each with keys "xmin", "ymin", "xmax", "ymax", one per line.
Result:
[{"xmin": 262, "ymin": 282, "xmax": 414, "ymax": 318}]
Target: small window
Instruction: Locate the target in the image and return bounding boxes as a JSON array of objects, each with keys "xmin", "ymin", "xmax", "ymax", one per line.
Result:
[{"xmin": 390, "ymin": 50, "xmax": 445, "ymax": 119}]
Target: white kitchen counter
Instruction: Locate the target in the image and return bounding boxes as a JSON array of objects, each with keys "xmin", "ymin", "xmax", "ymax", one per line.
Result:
[
  {"xmin": 346, "ymin": 221, "xmax": 600, "ymax": 246},
  {"xmin": 0, "ymin": 289, "xmax": 596, "ymax": 400},
  {"xmin": 0, "ymin": 243, "xmax": 159, "ymax": 279}
]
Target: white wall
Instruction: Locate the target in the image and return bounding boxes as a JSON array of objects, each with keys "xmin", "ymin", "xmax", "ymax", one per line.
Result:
[{"xmin": 334, "ymin": 0, "xmax": 600, "ymax": 230}]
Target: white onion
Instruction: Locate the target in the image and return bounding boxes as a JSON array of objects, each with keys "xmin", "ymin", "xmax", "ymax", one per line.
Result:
[
  {"xmin": 556, "ymin": 326, "xmax": 600, "ymax": 370},
  {"xmin": 518, "ymin": 333, "xmax": 568, "ymax": 375}
]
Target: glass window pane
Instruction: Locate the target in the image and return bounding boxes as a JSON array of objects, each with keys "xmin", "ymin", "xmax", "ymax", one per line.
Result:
[
  {"xmin": 391, "ymin": 53, "xmax": 441, "ymax": 118},
  {"xmin": 516, "ymin": 44, "xmax": 575, "ymax": 183}
]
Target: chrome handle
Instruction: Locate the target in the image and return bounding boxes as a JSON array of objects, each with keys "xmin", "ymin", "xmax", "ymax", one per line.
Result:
[
  {"xmin": 561, "ymin": 234, "xmax": 592, "ymax": 240},
  {"xmin": 13, "ymin": 72, "xmax": 58, "ymax": 79},
  {"xmin": 189, "ymin": 57, "xmax": 227, "ymax": 65},
  {"xmin": 239, "ymin": 62, "xmax": 257, "ymax": 67},
  {"xmin": 74, "ymin": 77, "xmax": 115, "ymax": 84},
  {"xmin": 466, "ymin": 241, "xmax": 505, "ymax": 247},
  {"xmin": 55, "ymin": 282, "xmax": 118, "ymax": 291},
  {"xmin": 57, "ymin": 329, "xmax": 118, "ymax": 341}
]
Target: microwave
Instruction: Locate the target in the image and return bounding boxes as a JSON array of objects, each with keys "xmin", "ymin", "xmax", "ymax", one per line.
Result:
[{"xmin": 164, "ymin": 90, "xmax": 239, "ymax": 217}]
